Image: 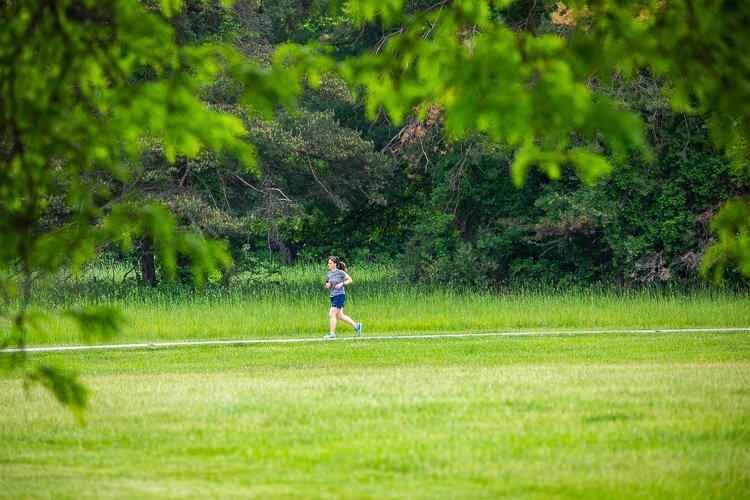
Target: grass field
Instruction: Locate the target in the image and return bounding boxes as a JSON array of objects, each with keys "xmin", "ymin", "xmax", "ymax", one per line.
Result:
[
  {"xmin": 2, "ymin": 262, "xmax": 749, "ymax": 346},
  {"xmin": 2, "ymin": 331, "xmax": 749, "ymax": 498},
  {"xmin": 5, "ymin": 282, "xmax": 750, "ymax": 346},
  {"xmin": 2, "ymin": 265, "xmax": 749, "ymax": 496}
]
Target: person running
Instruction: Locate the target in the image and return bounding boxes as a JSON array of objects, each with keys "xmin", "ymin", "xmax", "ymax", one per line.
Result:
[{"xmin": 324, "ymin": 256, "xmax": 362, "ymax": 339}]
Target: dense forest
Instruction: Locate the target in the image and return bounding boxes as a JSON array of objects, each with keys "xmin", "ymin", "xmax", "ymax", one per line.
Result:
[
  {"xmin": 91, "ymin": 0, "xmax": 744, "ymax": 288},
  {"xmin": 5, "ymin": 0, "xmax": 750, "ymax": 290}
]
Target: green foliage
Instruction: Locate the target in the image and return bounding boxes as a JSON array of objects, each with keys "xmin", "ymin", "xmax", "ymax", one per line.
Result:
[
  {"xmin": 64, "ymin": 306, "xmax": 126, "ymax": 344},
  {"xmin": 388, "ymin": 85, "xmax": 745, "ymax": 287},
  {"xmin": 338, "ymin": 0, "xmax": 646, "ymax": 187},
  {"xmin": 258, "ymin": 0, "xmax": 316, "ymax": 41},
  {"xmin": 702, "ymin": 197, "xmax": 750, "ymax": 281},
  {"xmin": 26, "ymin": 364, "xmax": 88, "ymax": 424},
  {"xmin": 570, "ymin": 0, "xmax": 750, "ymax": 172},
  {"xmin": 341, "ymin": 0, "xmax": 405, "ymax": 27},
  {"xmin": 171, "ymin": 0, "xmax": 242, "ymax": 45},
  {"xmin": 324, "ymin": 0, "xmax": 750, "ymax": 277},
  {"xmin": 0, "ymin": 0, "xmax": 312, "ymax": 414}
]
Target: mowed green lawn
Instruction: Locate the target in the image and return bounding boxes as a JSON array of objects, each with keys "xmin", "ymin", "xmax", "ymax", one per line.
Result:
[{"xmin": 2, "ymin": 331, "xmax": 749, "ymax": 498}]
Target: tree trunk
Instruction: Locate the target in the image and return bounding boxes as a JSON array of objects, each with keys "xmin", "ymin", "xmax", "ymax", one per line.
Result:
[
  {"xmin": 140, "ymin": 236, "xmax": 158, "ymax": 287},
  {"xmin": 177, "ymin": 254, "xmax": 191, "ymax": 284}
]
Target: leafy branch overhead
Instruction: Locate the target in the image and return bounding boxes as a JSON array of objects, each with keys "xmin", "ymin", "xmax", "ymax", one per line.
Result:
[
  {"xmin": 0, "ymin": 0, "xmax": 326, "ymax": 418},
  {"xmin": 339, "ymin": 1, "xmax": 645, "ymax": 185}
]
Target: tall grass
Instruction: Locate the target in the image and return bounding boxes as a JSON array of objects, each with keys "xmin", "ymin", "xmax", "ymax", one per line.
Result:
[{"xmin": 2, "ymin": 263, "xmax": 749, "ymax": 346}]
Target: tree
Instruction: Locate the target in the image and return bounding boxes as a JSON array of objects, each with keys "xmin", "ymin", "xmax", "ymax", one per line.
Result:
[
  {"xmin": 0, "ymin": 0, "xmax": 323, "ymax": 421},
  {"xmin": 317, "ymin": 0, "xmax": 750, "ymax": 278}
]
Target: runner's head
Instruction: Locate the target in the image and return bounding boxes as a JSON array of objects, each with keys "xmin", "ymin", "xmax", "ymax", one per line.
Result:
[{"xmin": 328, "ymin": 255, "xmax": 347, "ymax": 272}]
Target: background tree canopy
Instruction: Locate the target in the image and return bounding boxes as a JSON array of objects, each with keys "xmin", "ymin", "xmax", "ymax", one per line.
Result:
[{"xmin": 1, "ymin": 0, "xmax": 749, "ymax": 415}]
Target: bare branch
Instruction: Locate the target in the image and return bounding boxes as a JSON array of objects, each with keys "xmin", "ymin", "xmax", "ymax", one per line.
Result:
[
  {"xmin": 308, "ymin": 161, "xmax": 349, "ymax": 210},
  {"xmin": 231, "ymin": 173, "xmax": 291, "ymax": 203}
]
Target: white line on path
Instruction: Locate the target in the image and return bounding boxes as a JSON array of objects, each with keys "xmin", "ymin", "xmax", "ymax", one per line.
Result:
[{"xmin": 1, "ymin": 328, "xmax": 749, "ymax": 354}]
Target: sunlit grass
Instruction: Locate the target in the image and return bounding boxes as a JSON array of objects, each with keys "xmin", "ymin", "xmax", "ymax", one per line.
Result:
[{"xmin": 2, "ymin": 332, "xmax": 749, "ymax": 497}]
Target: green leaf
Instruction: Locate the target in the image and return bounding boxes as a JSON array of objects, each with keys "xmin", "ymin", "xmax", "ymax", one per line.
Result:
[
  {"xmin": 176, "ymin": 233, "xmax": 232, "ymax": 286},
  {"xmin": 343, "ymin": 0, "xmax": 406, "ymax": 27},
  {"xmin": 701, "ymin": 197, "xmax": 750, "ymax": 282},
  {"xmin": 28, "ymin": 364, "xmax": 88, "ymax": 425},
  {"xmin": 64, "ymin": 306, "xmax": 126, "ymax": 344},
  {"xmin": 511, "ymin": 145, "xmax": 566, "ymax": 187},
  {"xmin": 569, "ymin": 148, "xmax": 613, "ymax": 186}
]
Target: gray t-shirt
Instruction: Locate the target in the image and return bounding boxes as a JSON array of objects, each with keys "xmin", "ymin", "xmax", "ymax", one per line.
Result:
[{"xmin": 326, "ymin": 269, "xmax": 347, "ymax": 297}]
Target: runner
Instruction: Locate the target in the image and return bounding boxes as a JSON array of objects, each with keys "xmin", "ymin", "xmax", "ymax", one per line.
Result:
[{"xmin": 324, "ymin": 256, "xmax": 362, "ymax": 339}]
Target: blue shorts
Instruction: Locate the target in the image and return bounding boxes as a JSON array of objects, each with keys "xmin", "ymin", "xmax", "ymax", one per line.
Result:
[{"xmin": 330, "ymin": 294, "xmax": 345, "ymax": 309}]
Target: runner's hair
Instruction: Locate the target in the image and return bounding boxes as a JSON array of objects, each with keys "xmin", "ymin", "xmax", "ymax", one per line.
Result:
[{"xmin": 329, "ymin": 255, "xmax": 348, "ymax": 272}]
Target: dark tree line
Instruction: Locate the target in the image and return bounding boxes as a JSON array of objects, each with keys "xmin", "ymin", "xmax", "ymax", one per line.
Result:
[{"xmin": 112, "ymin": 0, "xmax": 746, "ymax": 288}]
